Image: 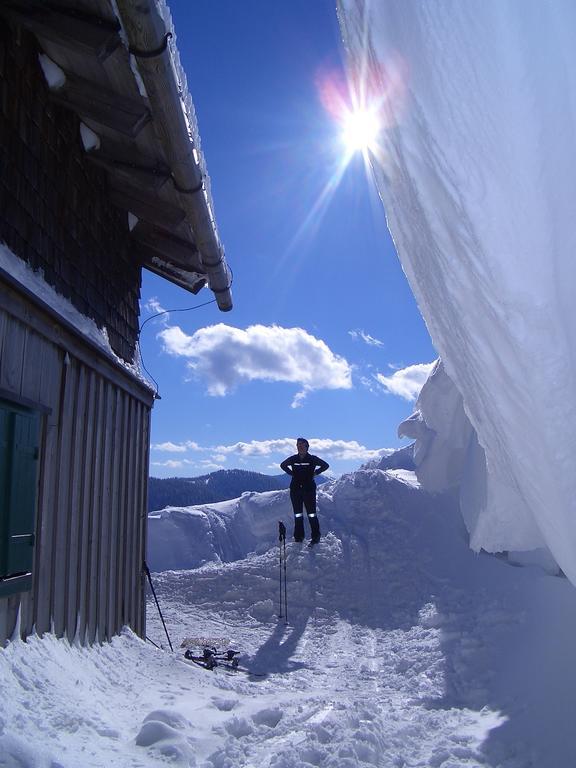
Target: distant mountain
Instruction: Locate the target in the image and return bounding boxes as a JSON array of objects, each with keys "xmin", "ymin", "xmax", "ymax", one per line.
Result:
[{"xmin": 149, "ymin": 468, "xmax": 327, "ymax": 512}]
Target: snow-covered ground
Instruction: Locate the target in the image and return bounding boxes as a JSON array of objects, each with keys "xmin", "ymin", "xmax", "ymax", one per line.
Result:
[{"xmin": 3, "ymin": 471, "xmax": 576, "ymax": 767}]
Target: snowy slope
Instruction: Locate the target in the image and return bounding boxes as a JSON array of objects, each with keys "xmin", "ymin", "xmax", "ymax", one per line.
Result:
[
  {"xmin": 3, "ymin": 474, "xmax": 576, "ymax": 767},
  {"xmin": 338, "ymin": 1, "xmax": 576, "ymax": 583}
]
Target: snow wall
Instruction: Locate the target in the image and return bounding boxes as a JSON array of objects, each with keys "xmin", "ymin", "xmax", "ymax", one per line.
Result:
[
  {"xmin": 147, "ymin": 470, "xmax": 436, "ymax": 571},
  {"xmin": 338, "ymin": 1, "xmax": 576, "ymax": 581}
]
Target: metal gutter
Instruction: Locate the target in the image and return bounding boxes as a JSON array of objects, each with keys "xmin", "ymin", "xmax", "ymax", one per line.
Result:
[{"xmin": 114, "ymin": 0, "xmax": 233, "ymax": 311}]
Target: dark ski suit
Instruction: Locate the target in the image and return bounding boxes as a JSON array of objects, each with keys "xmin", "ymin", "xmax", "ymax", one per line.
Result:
[{"xmin": 280, "ymin": 452, "xmax": 329, "ymax": 542}]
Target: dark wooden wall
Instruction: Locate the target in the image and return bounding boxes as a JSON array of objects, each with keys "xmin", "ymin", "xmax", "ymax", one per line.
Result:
[
  {"xmin": 0, "ymin": 20, "xmax": 140, "ymax": 363},
  {"xmin": 0, "ymin": 276, "xmax": 152, "ymax": 645}
]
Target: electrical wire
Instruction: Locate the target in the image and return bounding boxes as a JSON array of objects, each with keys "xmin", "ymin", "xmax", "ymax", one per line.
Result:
[
  {"xmin": 138, "ymin": 297, "xmax": 217, "ymax": 336},
  {"xmin": 137, "ymin": 265, "xmax": 234, "ymax": 398},
  {"xmin": 137, "ymin": 298, "xmax": 217, "ymax": 398}
]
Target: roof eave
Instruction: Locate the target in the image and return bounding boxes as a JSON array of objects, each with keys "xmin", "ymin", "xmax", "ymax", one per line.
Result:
[{"xmin": 115, "ymin": 0, "xmax": 233, "ymax": 311}]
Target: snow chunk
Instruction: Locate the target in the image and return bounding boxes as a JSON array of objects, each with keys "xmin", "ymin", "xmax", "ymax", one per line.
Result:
[
  {"xmin": 224, "ymin": 716, "xmax": 253, "ymax": 738},
  {"xmin": 248, "ymin": 599, "xmax": 275, "ymax": 621},
  {"xmin": 79, "ymin": 122, "xmax": 100, "ymax": 152},
  {"xmin": 386, "ymin": 469, "xmax": 419, "ymax": 488},
  {"xmin": 399, "ymin": 360, "xmax": 473, "ymax": 492},
  {"xmin": 142, "ymin": 709, "xmax": 190, "ymax": 730},
  {"xmin": 135, "ymin": 720, "xmax": 181, "ymax": 746},
  {"xmin": 38, "ymin": 54, "xmax": 65, "ymax": 89},
  {"xmin": 400, "ymin": 359, "xmax": 545, "ymax": 554}
]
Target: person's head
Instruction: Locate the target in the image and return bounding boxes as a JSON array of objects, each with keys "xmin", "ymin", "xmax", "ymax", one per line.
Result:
[{"xmin": 296, "ymin": 437, "xmax": 309, "ymax": 456}]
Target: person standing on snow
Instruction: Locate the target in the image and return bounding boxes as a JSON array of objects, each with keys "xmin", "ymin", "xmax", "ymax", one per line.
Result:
[{"xmin": 280, "ymin": 438, "xmax": 329, "ymax": 544}]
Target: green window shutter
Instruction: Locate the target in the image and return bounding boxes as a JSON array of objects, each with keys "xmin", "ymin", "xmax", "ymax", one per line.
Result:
[
  {"xmin": 0, "ymin": 403, "xmax": 40, "ymax": 580},
  {"xmin": 6, "ymin": 410, "xmax": 40, "ymax": 576},
  {"xmin": 0, "ymin": 406, "xmax": 11, "ymax": 576}
]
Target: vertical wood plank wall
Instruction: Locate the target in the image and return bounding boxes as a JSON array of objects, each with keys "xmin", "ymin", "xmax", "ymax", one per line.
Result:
[{"xmin": 0, "ymin": 293, "xmax": 152, "ymax": 645}]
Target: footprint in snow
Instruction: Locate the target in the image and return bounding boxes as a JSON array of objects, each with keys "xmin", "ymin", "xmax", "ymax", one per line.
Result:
[
  {"xmin": 212, "ymin": 696, "xmax": 239, "ymax": 711},
  {"xmin": 252, "ymin": 707, "xmax": 283, "ymax": 728}
]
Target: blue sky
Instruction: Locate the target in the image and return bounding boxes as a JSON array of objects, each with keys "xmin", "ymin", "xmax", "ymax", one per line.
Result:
[{"xmin": 140, "ymin": 0, "xmax": 436, "ymax": 478}]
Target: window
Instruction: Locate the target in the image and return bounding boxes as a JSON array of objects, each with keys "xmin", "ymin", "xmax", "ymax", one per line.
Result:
[{"xmin": 0, "ymin": 399, "xmax": 40, "ymax": 598}]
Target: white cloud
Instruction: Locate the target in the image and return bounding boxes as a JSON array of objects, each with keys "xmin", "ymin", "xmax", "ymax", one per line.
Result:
[
  {"xmin": 375, "ymin": 362, "xmax": 435, "ymax": 401},
  {"xmin": 198, "ymin": 461, "xmax": 225, "ymax": 472},
  {"xmin": 214, "ymin": 437, "xmax": 390, "ymax": 462},
  {"xmin": 151, "ymin": 442, "xmax": 186, "ymax": 453},
  {"xmin": 151, "ymin": 440, "xmax": 202, "ymax": 453},
  {"xmin": 349, "ymin": 329, "xmax": 385, "ymax": 348},
  {"xmin": 215, "ymin": 438, "xmax": 297, "ymax": 457},
  {"xmin": 158, "ymin": 323, "xmax": 352, "ymax": 407},
  {"xmin": 151, "ymin": 437, "xmax": 394, "ymax": 465},
  {"xmin": 142, "ymin": 297, "xmax": 172, "ymax": 328},
  {"xmin": 150, "ymin": 458, "xmax": 196, "ymax": 469},
  {"xmin": 304, "ymin": 439, "xmax": 391, "ymax": 462},
  {"xmin": 359, "ymin": 375, "xmax": 380, "ymax": 395},
  {"xmin": 291, "ymin": 390, "xmax": 308, "ymax": 409},
  {"xmin": 152, "ymin": 442, "xmax": 186, "ymax": 453},
  {"xmin": 145, "ymin": 297, "xmax": 165, "ymax": 314},
  {"xmin": 150, "ymin": 458, "xmax": 225, "ymax": 473}
]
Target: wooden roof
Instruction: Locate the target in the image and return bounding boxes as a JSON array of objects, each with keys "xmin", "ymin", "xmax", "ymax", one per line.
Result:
[{"xmin": 2, "ymin": 0, "xmax": 233, "ymax": 309}]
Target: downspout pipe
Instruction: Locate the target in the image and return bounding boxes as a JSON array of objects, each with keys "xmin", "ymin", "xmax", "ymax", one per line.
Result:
[{"xmin": 115, "ymin": 0, "xmax": 232, "ymax": 311}]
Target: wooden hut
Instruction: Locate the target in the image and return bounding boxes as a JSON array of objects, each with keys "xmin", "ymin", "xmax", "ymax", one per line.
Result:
[{"xmin": 0, "ymin": 0, "xmax": 232, "ymax": 645}]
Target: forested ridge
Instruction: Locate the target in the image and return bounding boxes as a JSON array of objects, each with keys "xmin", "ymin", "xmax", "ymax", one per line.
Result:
[{"xmin": 148, "ymin": 469, "xmax": 297, "ymax": 512}]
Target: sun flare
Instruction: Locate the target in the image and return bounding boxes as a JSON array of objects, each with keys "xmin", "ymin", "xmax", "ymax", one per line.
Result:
[{"xmin": 341, "ymin": 109, "xmax": 380, "ymax": 153}]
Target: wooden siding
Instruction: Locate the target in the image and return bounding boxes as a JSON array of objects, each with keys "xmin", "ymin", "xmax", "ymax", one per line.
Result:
[
  {"xmin": 0, "ymin": 21, "xmax": 141, "ymax": 362},
  {"xmin": 0, "ymin": 277, "xmax": 152, "ymax": 645}
]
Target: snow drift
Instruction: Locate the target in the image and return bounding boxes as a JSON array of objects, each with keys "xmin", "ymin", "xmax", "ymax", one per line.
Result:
[
  {"xmin": 147, "ymin": 490, "xmax": 294, "ymax": 570},
  {"xmin": 147, "ymin": 470, "xmax": 424, "ymax": 571},
  {"xmin": 338, "ymin": 1, "xmax": 576, "ymax": 582}
]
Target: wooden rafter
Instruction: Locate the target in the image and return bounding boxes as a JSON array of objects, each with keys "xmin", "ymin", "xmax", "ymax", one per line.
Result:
[
  {"xmin": 131, "ymin": 221, "xmax": 202, "ymax": 271},
  {"xmin": 48, "ymin": 70, "xmax": 150, "ymax": 138},
  {"xmin": 85, "ymin": 137, "xmax": 171, "ymax": 192},
  {"xmin": 1, "ymin": 1, "xmax": 121, "ymax": 62},
  {"xmin": 109, "ymin": 178, "xmax": 186, "ymax": 230}
]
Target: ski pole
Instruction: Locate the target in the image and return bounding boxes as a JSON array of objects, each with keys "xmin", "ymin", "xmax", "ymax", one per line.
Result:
[
  {"xmin": 283, "ymin": 531, "xmax": 288, "ymax": 623},
  {"xmin": 278, "ymin": 521, "xmax": 286, "ymax": 620},
  {"xmin": 144, "ymin": 561, "xmax": 174, "ymax": 652}
]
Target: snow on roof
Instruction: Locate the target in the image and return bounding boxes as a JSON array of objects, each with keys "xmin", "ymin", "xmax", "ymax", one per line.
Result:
[
  {"xmin": 0, "ymin": 243, "xmax": 155, "ymax": 393},
  {"xmin": 154, "ymin": 0, "xmax": 218, "ymax": 234}
]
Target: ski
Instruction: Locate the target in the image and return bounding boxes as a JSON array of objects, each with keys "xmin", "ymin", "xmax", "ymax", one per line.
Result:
[
  {"xmin": 182, "ymin": 646, "xmax": 267, "ymax": 677},
  {"xmin": 183, "ymin": 646, "xmax": 239, "ymax": 670}
]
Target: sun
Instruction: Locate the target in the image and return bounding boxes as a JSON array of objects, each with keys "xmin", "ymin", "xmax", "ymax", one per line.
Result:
[{"xmin": 341, "ymin": 108, "xmax": 380, "ymax": 154}]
